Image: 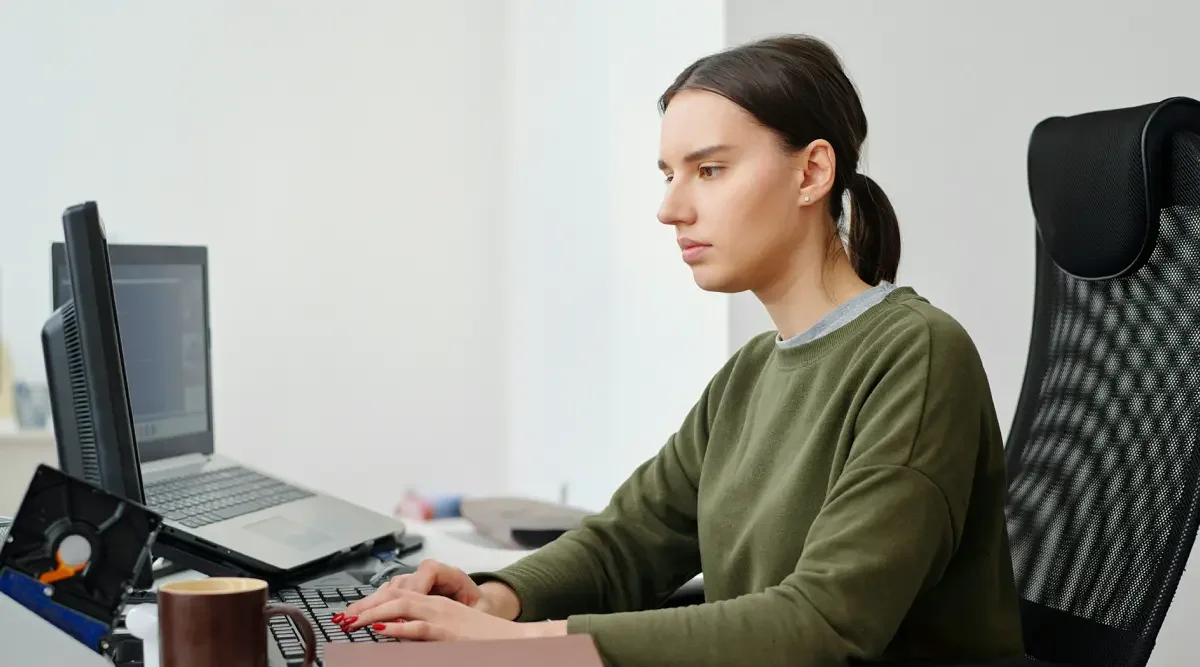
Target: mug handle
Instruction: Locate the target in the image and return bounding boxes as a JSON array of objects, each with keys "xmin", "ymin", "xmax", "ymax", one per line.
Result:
[{"xmin": 264, "ymin": 603, "xmax": 318, "ymax": 667}]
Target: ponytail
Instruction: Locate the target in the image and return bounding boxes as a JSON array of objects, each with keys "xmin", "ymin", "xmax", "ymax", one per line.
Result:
[{"xmin": 846, "ymin": 173, "xmax": 901, "ymax": 285}]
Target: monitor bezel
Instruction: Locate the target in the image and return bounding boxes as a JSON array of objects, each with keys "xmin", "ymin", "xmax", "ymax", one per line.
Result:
[{"xmin": 51, "ymin": 242, "xmax": 215, "ymax": 463}]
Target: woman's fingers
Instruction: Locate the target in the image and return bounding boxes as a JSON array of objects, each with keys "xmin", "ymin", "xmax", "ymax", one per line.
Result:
[
  {"xmin": 343, "ymin": 560, "xmax": 478, "ymax": 619},
  {"xmin": 343, "ymin": 580, "xmax": 404, "ymax": 617},
  {"xmin": 349, "ymin": 591, "xmax": 437, "ymax": 630},
  {"xmin": 372, "ymin": 620, "xmax": 446, "ymax": 641},
  {"xmin": 397, "ymin": 561, "xmax": 440, "ymax": 594},
  {"xmin": 344, "ymin": 563, "xmax": 439, "ymax": 616},
  {"xmin": 425, "ymin": 563, "xmax": 480, "ymax": 604}
]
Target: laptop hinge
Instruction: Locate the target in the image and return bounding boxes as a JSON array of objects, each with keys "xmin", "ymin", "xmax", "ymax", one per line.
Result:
[{"xmin": 141, "ymin": 453, "xmax": 210, "ymax": 474}]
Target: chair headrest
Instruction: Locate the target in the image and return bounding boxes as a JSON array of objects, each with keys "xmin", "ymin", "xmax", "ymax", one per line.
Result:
[{"xmin": 1027, "ymin": 96, "xmax": 1200, "ymax": 279}]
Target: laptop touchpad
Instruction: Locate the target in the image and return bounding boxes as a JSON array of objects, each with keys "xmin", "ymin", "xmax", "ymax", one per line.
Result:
[{"xmin": 244, "ymin": 516, "xmax": 332, "ymax": 549}]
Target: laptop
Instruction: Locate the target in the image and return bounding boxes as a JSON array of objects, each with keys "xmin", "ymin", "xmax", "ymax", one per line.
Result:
[{"xmin": 51, "ymin": 242, "xmax": 407, "ymax": 577}]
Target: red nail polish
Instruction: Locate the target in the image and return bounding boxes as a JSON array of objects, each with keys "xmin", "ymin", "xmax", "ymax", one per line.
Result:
[
  {"xmin": 332, "ymin": 613, "xmax": 344, "ymax": 623},
  {"xmin": 372, "ymin": 623, "xmax": 386, "ymax": 631},
  {"xmin": 344, "ymin": 616, "xmax": 358, "ymax": 624}
]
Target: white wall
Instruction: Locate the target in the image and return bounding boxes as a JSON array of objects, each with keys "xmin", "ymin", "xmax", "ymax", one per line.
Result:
[
  {"xmin": 725, "ymin": 1, "xmax": 1200, "ymax": 663},
  {"xmin": 505, "ymin": 0, "xmax": 728, "ymax": 511},
  {"xmin": 0, "ymin": 0, "xmax": 730, "ymax": 518},
  {"xmin": 0, "ymin": 1, "xmax": 510, "ymax": 514}
]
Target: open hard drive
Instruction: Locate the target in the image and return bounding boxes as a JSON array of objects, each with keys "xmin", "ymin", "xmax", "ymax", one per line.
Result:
[{"xmin": 0, "ymin": 464, "xmax": 161, "ymax": 653}]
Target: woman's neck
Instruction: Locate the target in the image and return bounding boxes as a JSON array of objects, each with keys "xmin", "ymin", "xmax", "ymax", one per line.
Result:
[{"xmin": 756, "ymin": 248, "xmax": 873, "ymax": 340}]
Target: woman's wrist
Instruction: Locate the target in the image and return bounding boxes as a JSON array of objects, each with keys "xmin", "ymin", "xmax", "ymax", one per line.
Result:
[
  {"xmin": 522, "ymin": 620, "xmax": 568, "ymax": 639},
  {"xmin": 477, "ymin": 581, "xmax": 522, "ymax": 620}
]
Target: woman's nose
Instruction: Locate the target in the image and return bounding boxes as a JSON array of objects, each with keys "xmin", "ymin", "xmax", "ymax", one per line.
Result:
[{"xmin": 657, "ymin": 185, "xmax": 695, "ymax": 227}]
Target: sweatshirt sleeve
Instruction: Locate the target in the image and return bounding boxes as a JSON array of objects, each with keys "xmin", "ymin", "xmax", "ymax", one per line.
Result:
[
  {"xmin": 470, "ymin": 351, "xmax": 741, "ymax": 622},
  {"xmin": 564, "ymin": 317, "xmax": 989, "ymax": 666}
]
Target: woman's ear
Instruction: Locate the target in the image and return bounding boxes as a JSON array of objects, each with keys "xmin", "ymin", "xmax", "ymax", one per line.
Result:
[{"xmin": 793, "ymin": 139, "xmax": 837, "ymax": 206}]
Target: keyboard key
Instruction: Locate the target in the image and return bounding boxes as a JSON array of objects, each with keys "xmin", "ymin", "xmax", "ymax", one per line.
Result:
[
  {"xmin": 146, "ymin": 466, "xmax": 312, "ymax": 524},
  {"xmin": 337, "ymin": 587, "xmax": 364, "ymax": 601}
]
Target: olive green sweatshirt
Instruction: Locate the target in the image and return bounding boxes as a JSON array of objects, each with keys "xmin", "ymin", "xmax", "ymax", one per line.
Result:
[{"xmin": 475, "ymin": 287, "xmax": 1024, "ymax": 666}]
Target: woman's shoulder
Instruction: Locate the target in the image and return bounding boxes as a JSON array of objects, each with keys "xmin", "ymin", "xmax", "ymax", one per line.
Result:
[
  {"xmin": 862, "ymin": 287, "xmax": 989, "ymax": 385},
  {"xmin": 876, "ymin": 287, "xmax": 980, "ymax": 355}
]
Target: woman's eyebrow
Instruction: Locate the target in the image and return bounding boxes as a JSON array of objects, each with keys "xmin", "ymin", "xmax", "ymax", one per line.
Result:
[{"xmin": 658, "ymin": 144, "xmax": 733, "ymax": 171}]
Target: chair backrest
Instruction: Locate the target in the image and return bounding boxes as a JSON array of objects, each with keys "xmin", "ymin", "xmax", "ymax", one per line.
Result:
[{"xmin": 1006, "ymin": 97, "xmax": 1200, "ymax": 667}]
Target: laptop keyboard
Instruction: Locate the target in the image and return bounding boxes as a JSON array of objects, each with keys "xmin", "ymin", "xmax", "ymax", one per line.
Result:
[
  {"xmin": 144, "ymin": 466, "xmax": 315, "ymax": 528},
  {"xmin": 270, "ymin": 585, "xmax": 396, "ymax": 665}
]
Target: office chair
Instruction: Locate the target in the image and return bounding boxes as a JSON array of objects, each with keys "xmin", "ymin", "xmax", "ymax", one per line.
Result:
[
  {"xmin": 1002, "ymin": 96, "xmax": 1200, "ymax": 667},
  {"xmin": 848, "ymin": 97, "xmax": 1200, "ymax": 667}
]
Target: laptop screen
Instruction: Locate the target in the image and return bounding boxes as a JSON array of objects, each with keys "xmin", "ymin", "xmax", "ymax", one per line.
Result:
[{"xmin": 53, "ymin": 244, "xmax": 213, "ymax": 462}]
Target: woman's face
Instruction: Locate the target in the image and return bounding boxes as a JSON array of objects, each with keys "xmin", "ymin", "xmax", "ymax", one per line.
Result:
[{"xmin": 657, "ymin": 89, "xmax": 830, "ymax": 294}]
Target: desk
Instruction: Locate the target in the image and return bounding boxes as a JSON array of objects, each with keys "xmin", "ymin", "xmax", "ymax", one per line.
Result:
[
  {"xmin": 0, "ymin": 518, "xmax": 533, "ymax": 667},
  {"xmin": 155, "ymin": 517, "xmax": 535, "ymax": 587},
  {"xmin": 4, "ymin": 514, "xmax": 705, "ymax": 666},
  {"xmin": 155, "ymin": 517, "xmax": 704, "ymax": 597},
  {"xmin": 347, "ymin": 518, "xmax": 705, "ymax": 600}
]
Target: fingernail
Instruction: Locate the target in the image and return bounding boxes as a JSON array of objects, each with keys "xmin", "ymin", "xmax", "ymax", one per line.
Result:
[
  {"xmin": 344, "ymin": 616, "xmax": 358, "ymax": 624},
  {"xmin": 372, "ymin": 623, "xmax": 386, "ymax": 631},
  {"xmin": 332, "ymin": 613, "xmax": 344, "ymax": 623}
]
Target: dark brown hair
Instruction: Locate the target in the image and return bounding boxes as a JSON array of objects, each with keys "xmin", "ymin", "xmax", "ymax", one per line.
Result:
[{"xmin": 658, "ymin": 34, "xmax": 900, "ymax": 285}]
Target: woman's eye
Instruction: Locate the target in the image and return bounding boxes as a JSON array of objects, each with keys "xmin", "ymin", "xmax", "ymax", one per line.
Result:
[
  {"xmin": 664, "ymin": 174, "xmax": 674, "ymax": 184},
  {"xmin": 698, "ymin": 165, "xmax": 722, "ymax": 178}
]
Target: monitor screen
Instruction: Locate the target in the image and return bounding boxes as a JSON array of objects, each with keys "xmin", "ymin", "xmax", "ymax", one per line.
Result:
[{"xmin": 53, "ymin": 246, "xmax": 212, "ymax": 462}]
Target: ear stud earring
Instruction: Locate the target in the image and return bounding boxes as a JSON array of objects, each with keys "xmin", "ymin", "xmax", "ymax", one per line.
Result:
[{"xmin": 803, "ymin": 195, "xmax": 811, "ymax": 203}]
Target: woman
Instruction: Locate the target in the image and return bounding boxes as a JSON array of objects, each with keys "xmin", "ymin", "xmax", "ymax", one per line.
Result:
[{"xmin": 341, "ymin": 34, "xmax": 1024, "ymax": 666}]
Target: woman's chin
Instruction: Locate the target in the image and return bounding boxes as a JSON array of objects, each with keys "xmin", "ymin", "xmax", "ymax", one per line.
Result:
[{"xmin": 690, "ymin": 266, "xmax": 740, "ymax": 294}]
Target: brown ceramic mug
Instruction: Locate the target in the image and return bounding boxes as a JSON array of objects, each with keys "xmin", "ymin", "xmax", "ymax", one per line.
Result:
[{"xmin": 158, "ymin": 577, "xmax": 316, "ymax": 667}]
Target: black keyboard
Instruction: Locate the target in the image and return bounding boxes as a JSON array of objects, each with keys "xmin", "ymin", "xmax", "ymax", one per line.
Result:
[
  {"xmin": 270, "ymin": 584, "xmax": 395, "ymax": 665},
  {"xmin": 144, "ymin": 466, "xmax": 315, "ymax": 528}
]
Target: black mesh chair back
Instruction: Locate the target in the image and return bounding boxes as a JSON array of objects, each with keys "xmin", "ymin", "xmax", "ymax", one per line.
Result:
[{"xmin": 1006, "ymin": 97, "xmax": 1200, "ymax": 667}]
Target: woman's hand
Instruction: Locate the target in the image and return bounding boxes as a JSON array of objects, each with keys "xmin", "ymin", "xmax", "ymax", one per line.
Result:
[
  {"xmin": 343, "ymin": 590, "xmax": 567, "ymax": 642},
  {"xmin": 340, "ymin": 559, "xmax": 521, "ymax": 624}
]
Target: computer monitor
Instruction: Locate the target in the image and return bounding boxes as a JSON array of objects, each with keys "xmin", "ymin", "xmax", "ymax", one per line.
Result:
[
  {"xmin": 41, "ymin": 202, "xmax": 145, "ymax": 504},
  {"xmin": 51, "ymin": 242, "xmax": 211, "ymax": 463}
]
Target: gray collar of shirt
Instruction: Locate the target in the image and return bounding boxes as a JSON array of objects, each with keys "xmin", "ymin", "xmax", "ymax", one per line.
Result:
[{"xmin": 776, "ymin": 282, "xmax": 896, "ymax": 349}]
